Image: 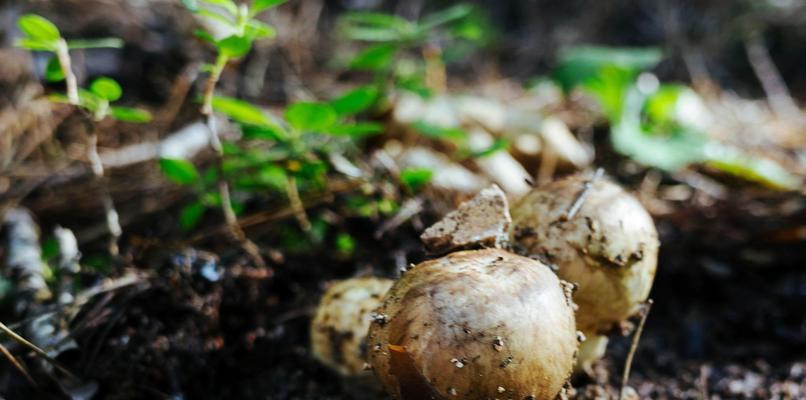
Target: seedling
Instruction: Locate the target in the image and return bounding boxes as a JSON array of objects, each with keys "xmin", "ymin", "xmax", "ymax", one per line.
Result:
[
  {"xmin": 340, "ymin": 3, "xmax": 490, "ymax": 97},
  {"xmin": 553, "ymin": 45, "xmax": 800, "ymax": 190},
  {"xmin": 16, "ymin": 14, "xmax": 152, "ymax": 255},
  {"xmin": 169, "ymin": 0, "xmax": 289, "ymax": 266}
]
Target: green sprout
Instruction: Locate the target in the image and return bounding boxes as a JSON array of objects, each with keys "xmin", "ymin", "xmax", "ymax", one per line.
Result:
[
  {"xmin": 553, "ymin": 45, "xmax": 799, "ymax": 190},
  {"xmin": 339, "ymin": 4, "xmax": 490, "ymax": 97},
  {"xmin": 16, "ymin": 14, "xmax": 151, "ymax": 255}
]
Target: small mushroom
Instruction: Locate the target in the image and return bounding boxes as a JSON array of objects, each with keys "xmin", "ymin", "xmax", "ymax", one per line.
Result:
[
  {"xmin": 367, "ymin": 249, "xmax": 577, "ymax": 400},
  {"xmin": 509, "ymin": 173, "xmax": 659, "ymax": 371},
  {"xmin": 311, "ymin": 277, "xmax": 394, "ymax": 376}
]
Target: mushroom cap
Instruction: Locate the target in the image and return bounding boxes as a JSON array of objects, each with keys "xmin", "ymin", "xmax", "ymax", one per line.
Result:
[
  {"xmin": 510, "ymin": 174, "xmax": 659, "ymax": 335},
  {"xmin": 367, "ymin": 249, "xmax": 577, "ymax": 400},
  {"xmin": 311, "ymin": 277, "xmax": 394, "ymax": 376}
]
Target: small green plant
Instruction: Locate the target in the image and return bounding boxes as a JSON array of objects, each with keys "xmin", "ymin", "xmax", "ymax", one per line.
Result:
[
  {"xmin": 16, "ymin": 14, "xmax": 152, "ymax": 255},
  {"xmin": 338, "ymin": 6, "xmax": 506, "ymax": 165},
  {"xmin": 553, "ymin": 45, "xmax": 799, "ymax": 190},
  {"xmin": 339, "ymin": 4, "xmax": 490, "ymax": 97},
  {"xmin": 165, "ymin": 0, "xmax": 289, "ymax": 266},
  {"xmin": 167, "ymin": 0, "xmax": 389, "ymax": 244}
]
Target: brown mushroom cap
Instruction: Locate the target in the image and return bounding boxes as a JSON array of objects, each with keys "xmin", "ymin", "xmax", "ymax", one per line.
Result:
[
  {"xmin": 367, "ymin": 249, "xmax": 577, "ymax": 400},
  {"xmin": 311, "ymin": 277, "xmax": 394, "ymax": 376},
  {"xmin": 510, "ymin": 174, "xmax": 659, "ymax": 336}
]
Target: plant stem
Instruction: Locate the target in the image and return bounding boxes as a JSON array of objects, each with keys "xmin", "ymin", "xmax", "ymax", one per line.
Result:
[
  {"xmin": 55, "ymin": 39, "xmax": 78, "ymax": 105},
  {"xmin": 56, "ymin": 39, "xmax": 121, "ymax": 255},
  {"xmin": 201, "ymin": 52, "xmax": 266, "ymax": 268},
  {"xmin": 86, "ymin": 122, "xmax": 122, "ymax": 255},
  {"xmin": 286, "ymin": 175, "xmax": 311, "ymax": 232},
  {"xmin": 619, "ymin": 299, "xmax": 653, "ymax": 400}
]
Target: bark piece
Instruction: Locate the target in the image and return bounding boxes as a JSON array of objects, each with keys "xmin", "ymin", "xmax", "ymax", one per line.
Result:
[{"xmin": 420, "ymin": 185, "xmax": 511, "ymax": 253}]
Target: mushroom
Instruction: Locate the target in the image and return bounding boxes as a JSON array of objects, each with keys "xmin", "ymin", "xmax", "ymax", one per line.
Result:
[
  {"xmin": 311, "ymin": 277, "xmax": 394, "ymax": 377},
  {"xmin": 509, "ymin": 172, "xmax": 659, "ymax": 371},
  {"xmin": 367, "ymin": 249, "xmax": 577, "ymax": 400}
]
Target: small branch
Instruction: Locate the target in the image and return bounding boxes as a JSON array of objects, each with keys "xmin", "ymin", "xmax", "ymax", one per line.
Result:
[
  {"xmin": 562, "ymin": 168, "xmax": 604, "ymax": 221},
  {"xmin": 744, "ymin": 31, "xmax": 800, "ymax": 119},
  {"xmin": 55, "ymin": 39, "xmax": 78, "ymax": 105},
  {"xmin": 286, "ymin": 175, "xmax": 311, "ymax": 232},
  {"xmin": 0, "ymin": 342, "xmax": 36, "ymax": 386},
  {"xmin": 0, "ymin": 321, "xmax": 75, "ymax": 379},
  {"xmin": 619, "ymin": 299, "xmax": 653, "ymax": 400}
]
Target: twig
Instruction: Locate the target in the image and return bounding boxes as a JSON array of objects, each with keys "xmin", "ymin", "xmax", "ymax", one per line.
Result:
[
  {"xmin": 86, "ymin": 126, "xmax": 122, "ymax": 255},
  {"xmin": 744, "ymin": 31, "xmax": 800, "ymax": 120},
  {"xmin": 0, "ymin": 321, "xmax": 74, "ymax": 378},
  {"xmin": 619, "ymin": 299, "xmax": 653, "ymax": 400},
  {"xmin": 374, "ymin": 197, "xmax": 424, "ymax": 239},
  {"xmin": 0, "ymin": 342, "xmax": 36, "ymax": 386},
  {"xmin": 286, "ymin": 175, "xmax": 311, "ymax": 232},
  {"xmin": 200, "ymin": 53, "xmax": 266, "ymax": 268},
  {"xmin": 562, "ymin": 168, "xmax": 604, "ymax": 221}
]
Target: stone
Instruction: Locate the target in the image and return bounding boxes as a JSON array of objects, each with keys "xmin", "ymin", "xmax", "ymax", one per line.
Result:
[{"xmin": 420, "ymin": 185, "xmax": 511, "ymax": 253}]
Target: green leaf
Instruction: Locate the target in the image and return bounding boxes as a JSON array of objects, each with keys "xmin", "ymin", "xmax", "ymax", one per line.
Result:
[
  {"xmin": 199, "ymin": 0, "xmax": 238, "ymax": 15},
  {"xmin": 45, "ymin": 56, "xmax": 64, "ymax": 82},
  {"xmin": 110, "ymin": 106, "xmax": 152, "ymax": 123},
  {"xmin": 66, "ymin": 38, "xmax": 123, "ymax": 49},
  {"xmin": 348, "ymin": 43, "xmax": 397, "ymax": 71},
  {"xmin": 197, "ymin": 9, "xmax": 234, "ymax": 25},
  {"xmin": 245, "ymin": 20, "xmax": 276, "ymax": 40},
  {"xmin": 340, "ymin": 11, "xmax": 415, "ymax": 43},
  {"xmin": 252, "ymin": 0, "xmax": 287, "ymax": 15},
  {"xmin": 335, "ymin": 233, "xmax": 355, "ymax": 255},
  {"xmin": 179, "ymin": 201, "xmax": 206, "ymax": 231},
  {"xmin": 330, "ymin": 86, "xmax": 379, "ymax": 116},
  {"xmin": 412, "ymin": 121, "xmax": 466, "ymax": 141},
  {"xmin": 159, "ymin": 158, "xmax": 200, "ymax": 185},
  {"xmin": 612, "ymin": 88, "xmax": 706, "ymax": 171},
  {"xmin": 217, "ymin": 35, "xmax": 251, "ymax": 58},
  {"xmin": 211, "ymin": 96, "xmax": 271, "ymax": 126},
  {"xmin": 553, "ymin": 46, "xmax": 662, "ymax": 92},
  {"xmin": 285, "ymin": 102, "xmax": 338, "ymax": 132},
  {"xmin": 399, "ymin": 167, "xmax": 433, "ymax": 192},
  {"xmin": 418, "ymin": 4, "xmax": 474, "ymax": 31},
  {"xmin": 41, "ymin": 237, "xmax": 60, "ymax": 261},
  {"xmin": 468, "ymin": 138, "xmax": 508, "ymax": 158},
  {"xmin": 644, "ymin": 84, "xmax": 684, "ymax": 125},
  {"xmin": 18, "ymin": 14, "xmax": 61, "ymax": 41},
  {"xmin": 257, "ymin": 164, "xmax": 287, "ymax": 191},
  {"xmin": 241, "ymin": 124, "xmax": 287, "ymax": 141},
  {"xmin": 15, "ymin": 38, "xmax": 58, "ymax": 52},
  {"xmin": 77, "ymin": 89, "xmax": 102, "ymax": 112},
  {"xmin": 90, "ymin": 77, "xmax": 122, "ymax": 101},
  {"xmin": 328, "ymin": 122, "xmax": 383, "ymax": 138},
  {"xmin": 193, "ymin": 30, "xmax": 217, "ymax": 44},
  {"xmin": 704, "ymin": 144, "xmax": 801, "ymax": 190}
]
